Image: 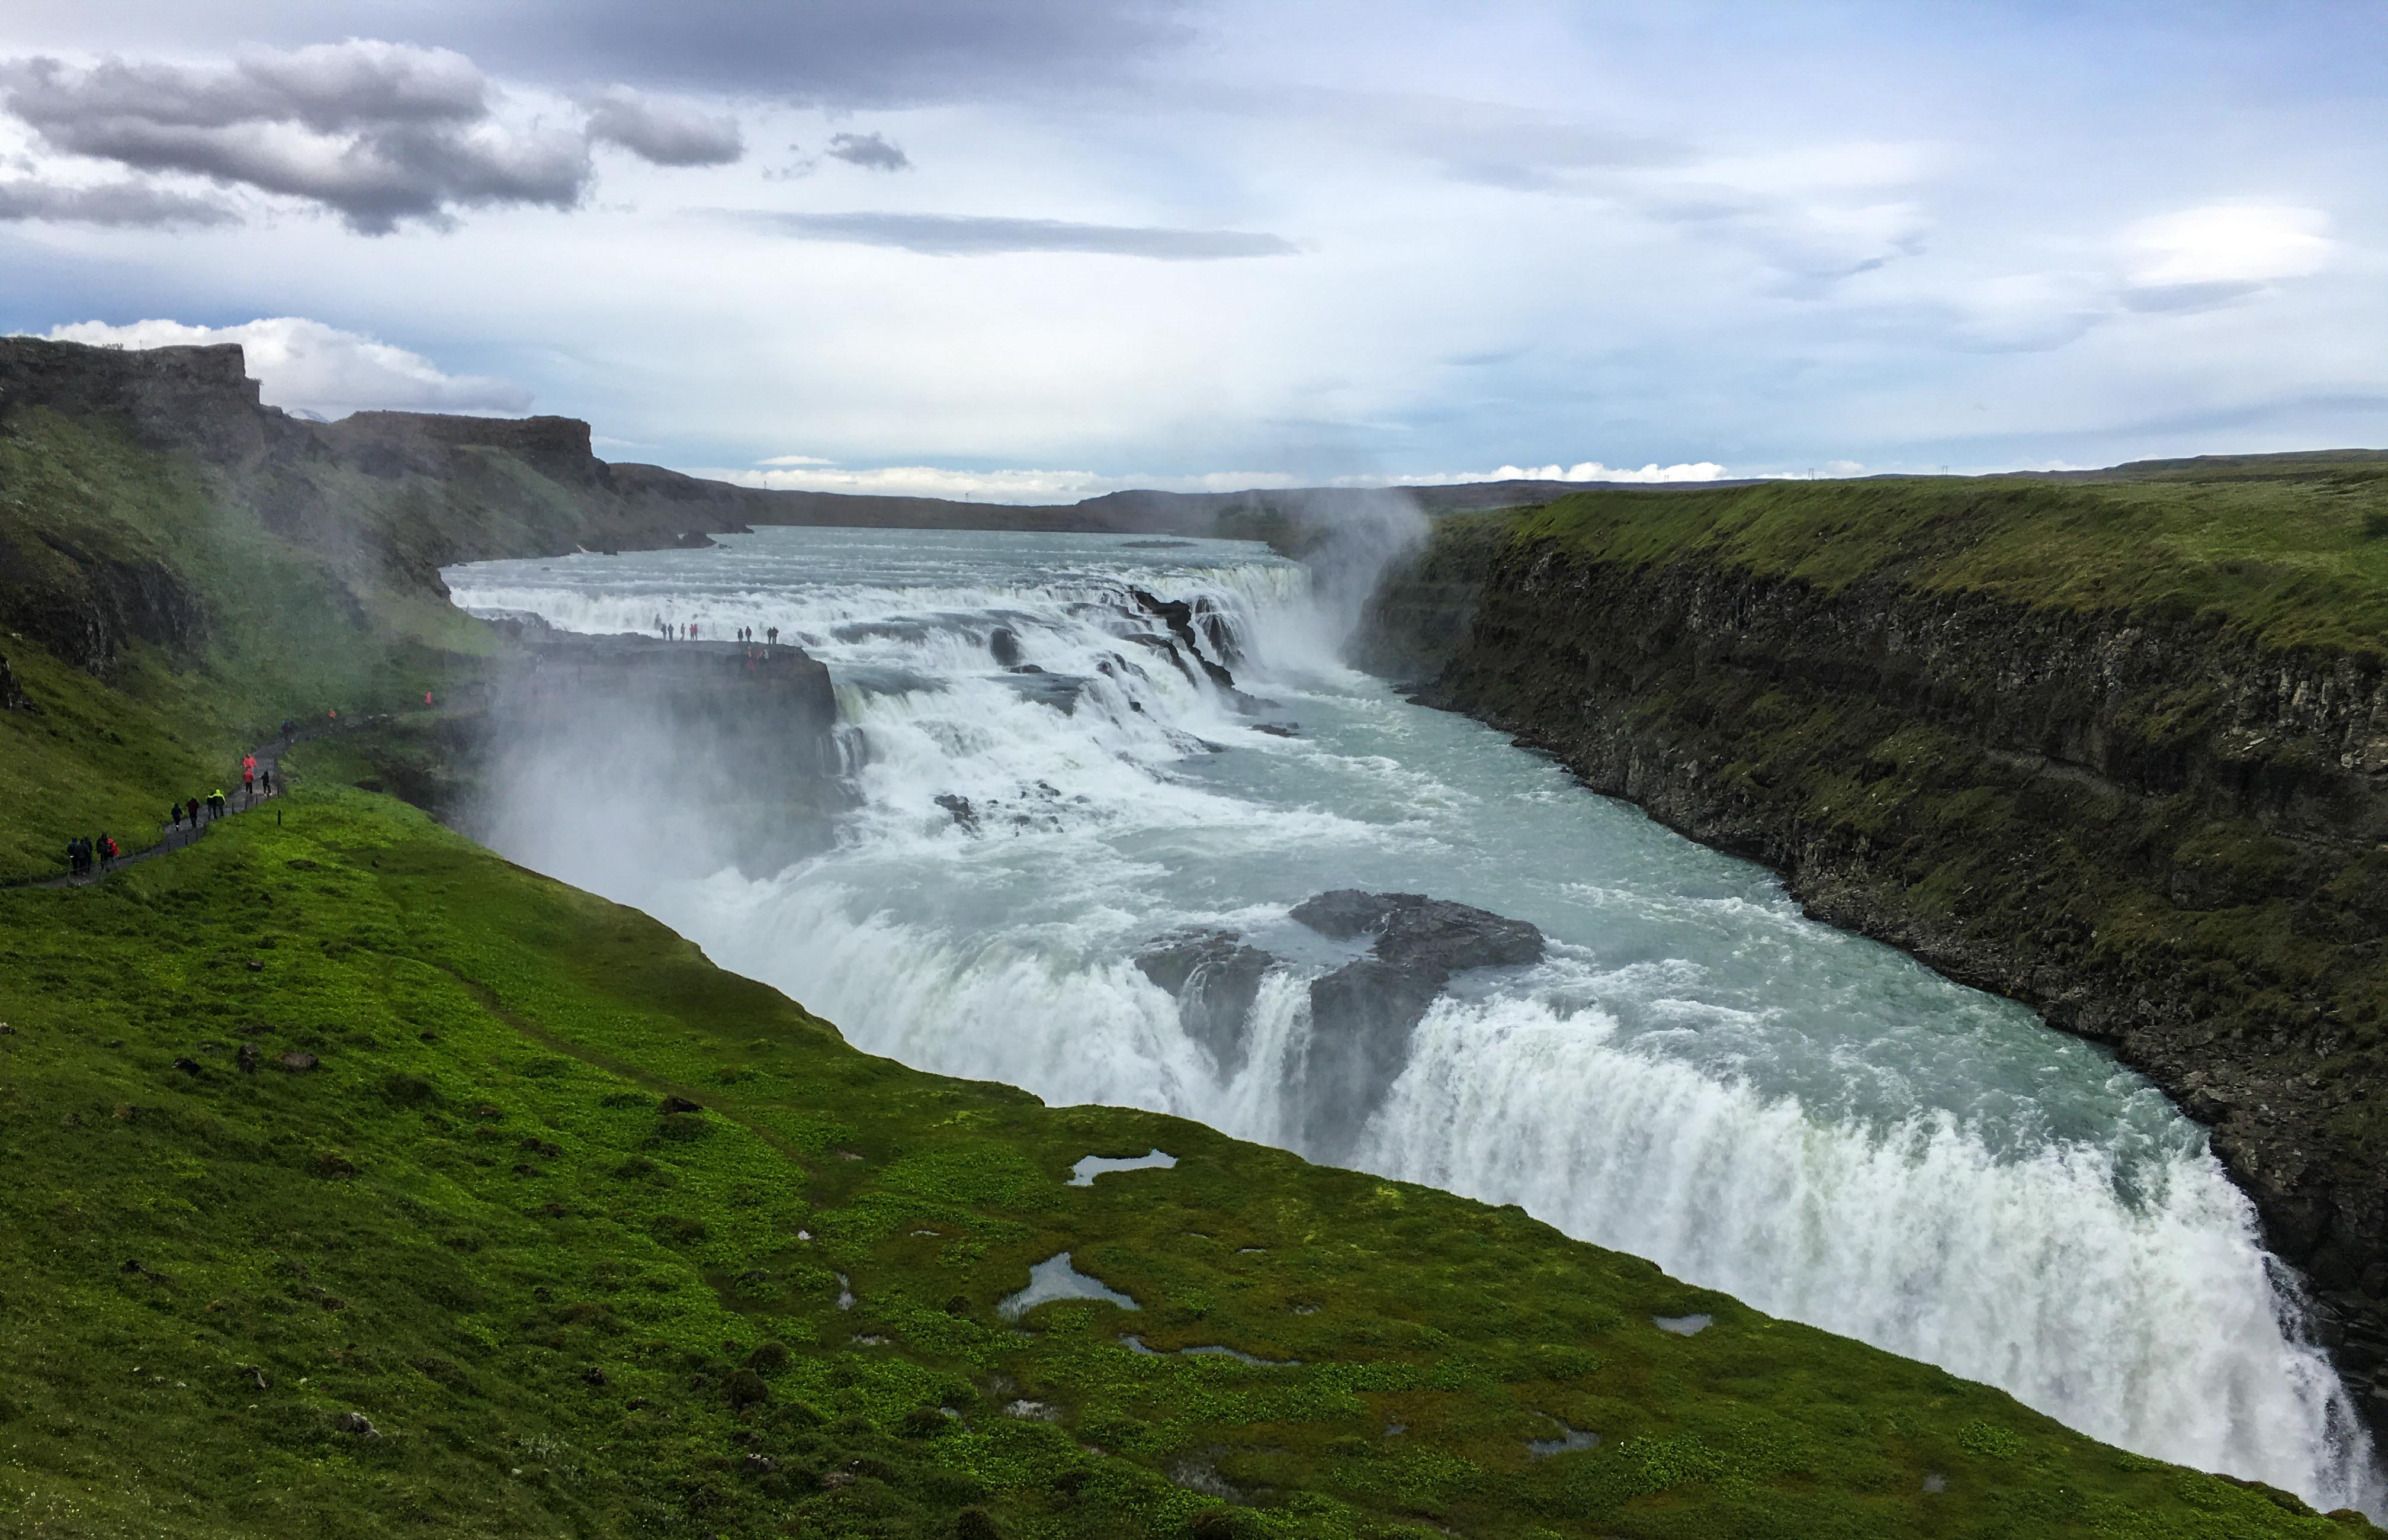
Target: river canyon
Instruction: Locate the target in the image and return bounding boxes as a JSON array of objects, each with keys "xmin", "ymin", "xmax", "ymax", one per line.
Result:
[{"xmin": 447, "ymin": 521, "xmax": 2383, "ymax": 1515}]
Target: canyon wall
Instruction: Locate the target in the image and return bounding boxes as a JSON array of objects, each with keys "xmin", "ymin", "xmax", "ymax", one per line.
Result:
[{"xmin": 1359, "ymin": 492, "xmax": 2388, "ymax": 1425}]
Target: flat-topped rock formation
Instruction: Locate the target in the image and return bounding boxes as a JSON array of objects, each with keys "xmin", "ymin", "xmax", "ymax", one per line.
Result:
[{"xmin": 481, "ymin": 632, "xmax": 848, "ymax": 876}]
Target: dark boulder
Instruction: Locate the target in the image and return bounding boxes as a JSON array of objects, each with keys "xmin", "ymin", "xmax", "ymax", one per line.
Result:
[
  {"xmin": 0, "ymin": 652, "xmax": 30, "ymax": 712},
  {"xmin": 1290, "ymin": 891, "xmax": 1544, "ymax": 1157},
  {"xmin": 1130, "ymin": 587, "xmax": 1240, "ymax": 690},
  {"xmin": 659, "ymin": 1094, "xmax": 704, "ymax": 1115},
  {"xmin": 988, "ymin": 626, "xmax": 1024, "ymax": 667},
  {"xmin": 1291, "ymin": 890, "xmax": 1543, "ymax": 972},
  {"xmin": 1135, "ymin": 931, "xmax": 1275, "ymax": 1076},
  {"xmin": 1302, "ymin": 957, "xmax": 1448, "ymax": 1155},
  {"xmin": 1192, "ymin": 597, "xmax": 1243, "ymax": 667},
  {"xmin": 935, "ymin": 793, "xmax": 980, "ymax": 832}
]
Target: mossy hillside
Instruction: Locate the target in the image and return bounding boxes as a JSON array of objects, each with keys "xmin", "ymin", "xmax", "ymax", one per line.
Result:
[
  {"xmin": 0, "ymin": 778, "xmax": 2363, "ymax": 1539},
  {"xmin": 0, "ymin": 406, "xmax": 495, "ymax": 879},
  {"xmin": 1510, "ymin": 462, "xmax": 2388, "ymax": 656}
]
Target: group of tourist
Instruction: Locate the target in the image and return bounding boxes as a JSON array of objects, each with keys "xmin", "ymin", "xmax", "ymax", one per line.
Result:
[
  {"xmin": 59, "ymin": 757, "xmax": 281, "ymax": 880},
  {"xmin": 48, "ymin": 685, "xmax": 466, "ymax": 883},
  {"xmin": 651, "ymin": 616, "xmax": 781, "ymax": 647},
  {"xmin": 172, "ymin": 783, "xmax": 245, "ymax": 831}
]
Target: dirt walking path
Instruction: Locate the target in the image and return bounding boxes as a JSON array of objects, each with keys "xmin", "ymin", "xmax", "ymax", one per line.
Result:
[{"xmin": 5, "ymin": 713, "xmax": 396, "ymax": 892}]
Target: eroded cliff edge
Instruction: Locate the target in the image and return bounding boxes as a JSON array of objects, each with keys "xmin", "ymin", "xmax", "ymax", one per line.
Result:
[{"xmin": 1356, "ymin": 468, "xmax": 2388, "ymax": 1422}]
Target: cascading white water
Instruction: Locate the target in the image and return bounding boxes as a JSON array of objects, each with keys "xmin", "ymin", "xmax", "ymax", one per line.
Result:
[{"xmin": 448, "ymin": 524, "xmax": 2381, "ymax": 1513}]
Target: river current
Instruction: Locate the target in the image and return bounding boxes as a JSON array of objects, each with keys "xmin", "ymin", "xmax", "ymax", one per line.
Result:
[{"xmin": 448, "ymin": 523, "xmax": 2380, "ymax": 1510}]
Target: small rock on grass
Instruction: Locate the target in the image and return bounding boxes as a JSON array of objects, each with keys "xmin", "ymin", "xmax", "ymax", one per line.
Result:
[
  {"xmin": 280, "ymin": 1052, "xmax": 318, "ymax": 1072},
  {"xmin": 659, "ymin": 1094, "xmax": 704, "ymax": 1115},
  {"xmin": 334, "ymin": 1411, "xmax": 378, "ymax": 1438}
]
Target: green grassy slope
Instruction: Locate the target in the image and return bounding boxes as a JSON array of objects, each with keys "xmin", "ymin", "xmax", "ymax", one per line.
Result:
[
  {"xmin": 0, "ymin": 777, "xmax": 2367, "ymax": 1540},
  {"xmin": 0, "ymin": 407, "xmax": 488, "ymax": 880},
  {"xmin": 1511, "ymin": 459, "xmax": 2388, "ymax": 655}
]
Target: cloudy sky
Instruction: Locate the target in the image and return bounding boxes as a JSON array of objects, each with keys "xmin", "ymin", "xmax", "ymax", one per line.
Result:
[{"xmin": 1, "ymin": 2, "xmax": 2381, "ymax": 500}]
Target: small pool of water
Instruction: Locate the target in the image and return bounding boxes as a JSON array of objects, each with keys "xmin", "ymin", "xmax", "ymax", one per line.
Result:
[
  {"xmin": 999, "ymin": 1252, "xmax": 1140, "ymax": 1319},
  {"xmin": 1069, "ymin": 1149, "xmax": 1177, "ymax": 1186}
]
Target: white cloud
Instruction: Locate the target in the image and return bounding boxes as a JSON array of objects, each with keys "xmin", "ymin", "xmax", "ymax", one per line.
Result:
[
  {"xmin": 2129, "ymin": 203, "xmax": 2335, "ymax": 288},
  {"xmin": 41, "ymin": 316, "xmax": 532, "ymax": 417},
  {"xmin": 756, "ymin": 453, "xmax": 837, "ymax": 466},
  {"xmin": 693, "ymin": 458, "xmax": 1728, "ymax": 503},
  {"xmin": 700, "ymin": 464, "xmax": 1302, "ymax": 501},
  {"xmin": 1397, "ymin": 460, "xmax": 1728, "ymax": 485}
]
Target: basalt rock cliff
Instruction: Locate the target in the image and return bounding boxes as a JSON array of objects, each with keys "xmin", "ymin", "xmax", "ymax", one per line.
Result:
[{"xmin": 1358, "ymin": 480, "xmax": 2388, "ymax": 1427}]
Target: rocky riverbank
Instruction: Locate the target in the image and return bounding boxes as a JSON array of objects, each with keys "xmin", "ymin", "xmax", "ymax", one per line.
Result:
[{"xmin": 1357, "ymin": 479, "xmax": 2388, "ymax": 1428}]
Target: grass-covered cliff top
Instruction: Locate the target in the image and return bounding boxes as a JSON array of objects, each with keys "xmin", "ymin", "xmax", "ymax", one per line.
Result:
[{"xmin": 1501, "ymin": 452, "xmax": 2388, "ymax": 657}]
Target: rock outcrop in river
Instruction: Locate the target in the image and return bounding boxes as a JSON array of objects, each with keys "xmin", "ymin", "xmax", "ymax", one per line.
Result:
[
  {"xmin": 1140, "ymin": 890, "xmax": 1545, "ymax": 1160},
  {"xmin": 476, "ymin": 632, "xmax": 849, "ymax": 877}
]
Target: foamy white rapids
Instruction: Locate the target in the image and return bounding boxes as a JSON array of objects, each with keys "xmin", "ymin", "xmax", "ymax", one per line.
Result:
[{"xmin": 447, "ymin": 524, "xmax": 2381, "ymax": 1512}]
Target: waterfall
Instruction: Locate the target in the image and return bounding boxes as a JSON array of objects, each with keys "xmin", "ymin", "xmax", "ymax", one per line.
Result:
[{"xmin": 448, "ymin": 524, "xmax": 2382, "ymax": 1514}]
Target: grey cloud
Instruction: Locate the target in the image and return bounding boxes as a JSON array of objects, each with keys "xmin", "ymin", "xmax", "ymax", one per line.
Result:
[
  {"xmin": 0, "ymin": 43, "xmax": 489, "ymax": 136},
  {"xmin": 824, "ymin": 132, "xmax": 911, "ymax": 172},
  {"xmin": 727, "ymin": 210, "xmax": 1296, "ymax": 259},
  {"xmin": 0, "ymin": 41, "xmax": 750, "ymax": 234},
  {"xmin": 2121, "ymin": 279, "xmax": 2264, "ymax": 314},
  {"xmin": 0, "ymin": 176, "xmax": 236, "ymax": 226},
  {"xmin": 0, "ymin": 44, "xmax": 588, "ymax": 233},
  {"xmin": 1, "ymin": 0, "xmax": 1189, "ymax": 107},
  {"xmin": 1225, "ymin": 86, "xmax": 1685, "ymax": 189},
  {"xmin": 586, "ymin": 88, "xmax": 743, "ymax": 166},
  {"xmin": 1445, "ymin": 348, "xmax": 1524, "ymax": 368}
]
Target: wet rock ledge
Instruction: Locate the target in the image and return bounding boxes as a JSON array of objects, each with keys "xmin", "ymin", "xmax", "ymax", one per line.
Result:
[{"xmin": 1138, "ymin": 890, "xmax": 1545, "ymax": 1161}]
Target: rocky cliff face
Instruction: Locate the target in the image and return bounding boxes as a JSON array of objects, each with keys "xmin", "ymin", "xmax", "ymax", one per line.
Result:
[
  {"xmin": 474, "ymin": 634, "xmax": 850, "ymax": 877},
  {"xmin": 0, "ymin": 520, "xmax": 207, "ymax": 675},
  {"xmin": 1363, "ymin": 525, "xmax": 2388, "ymax": 1425},
  {"xmin": 0, "ymin": 339, "xmax": 288, "ymax": 465},
  {"xmin": 0, "ymin": 651, "xmax": 28, "ymax": 712}
]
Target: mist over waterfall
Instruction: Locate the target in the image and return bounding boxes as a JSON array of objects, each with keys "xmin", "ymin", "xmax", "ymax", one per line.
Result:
[{"xmin": 447, "ymin": 521, "xmax": 2383, "ymax": 1515}]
